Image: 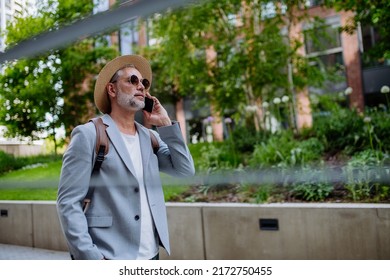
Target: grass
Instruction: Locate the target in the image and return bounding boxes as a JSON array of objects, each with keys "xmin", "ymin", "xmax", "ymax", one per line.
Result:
[
  {"xmin": 0, "ymin": 161, "xmax": 61, "ymax": 200},
  {"xmin": 0, "ymin": 159, "xmax": 191, "ymax": 201},
  {"xmin": 0, "ymin": 187, "xmax": 58, "ymax": 200}
]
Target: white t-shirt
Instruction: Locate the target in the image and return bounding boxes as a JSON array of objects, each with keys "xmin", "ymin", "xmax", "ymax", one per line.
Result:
[{"xmin": 121, "ymin": 132, "xmax": 158, "ymax": 259}]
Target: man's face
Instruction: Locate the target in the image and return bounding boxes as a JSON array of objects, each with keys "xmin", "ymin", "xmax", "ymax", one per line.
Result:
[{"xmin": 112, "ymin": 67, "xmax": 147, "ymax": 112}]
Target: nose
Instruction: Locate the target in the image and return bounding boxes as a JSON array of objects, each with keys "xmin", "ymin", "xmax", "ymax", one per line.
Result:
[{"xmin": 137, "ymin": 81, "xmax": 146, "ymax": 91}]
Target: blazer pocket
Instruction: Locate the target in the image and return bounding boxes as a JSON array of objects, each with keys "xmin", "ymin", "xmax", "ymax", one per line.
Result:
[{"xmin": 86, "ymin": 215, "xmax": 113, "ymax": 228}]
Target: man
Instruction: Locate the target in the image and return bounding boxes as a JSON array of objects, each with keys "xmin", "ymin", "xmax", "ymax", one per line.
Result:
[{"xmin": 57, "ymin": 55, "xmax": 195, "ymax": 260}]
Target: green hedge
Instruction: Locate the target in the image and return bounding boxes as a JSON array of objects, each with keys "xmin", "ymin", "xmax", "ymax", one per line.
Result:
[{"xmin": 0, "ymin": 151, "xmax": 62, "ymax": 175}]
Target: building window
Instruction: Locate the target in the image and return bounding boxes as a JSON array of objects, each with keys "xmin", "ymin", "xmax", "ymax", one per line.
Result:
[
  {"xmin": 5, "ymin": 0, "xmax": 12, "ymax": 10},
  {"xmin": 315, "ymin": 52, "xmax": 344, "ymax": 70},
  {"xmin": 146, "ymin": 16, "xmax": 165, "ymax": 46},
  {"xmin": 360, "ymin": 25, "xmax": 388, "ymax": 67},
  {"xmin": 305, "ymin": 25, "xmax": 342, "ymax": 54},
  {"xmin": 304, "ymin": 16, "xmax": 346, "ymax": 94},
  {"xmin": 6, "ymin": 13, "xmax": 12, "ymax": 22},
  {"xmin": 120, "ymin": 19, "xmax": 139, "ymax": 55}
]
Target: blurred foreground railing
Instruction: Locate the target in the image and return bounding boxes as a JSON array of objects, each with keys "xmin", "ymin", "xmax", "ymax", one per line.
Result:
[{"xmin": 0, "ymin": 165, "xmax": 389, "ymax": 188}]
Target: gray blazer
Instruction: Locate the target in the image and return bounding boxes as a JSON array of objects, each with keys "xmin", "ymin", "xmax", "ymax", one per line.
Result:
[{"xmin": 57, "ymin": 114, "xmax": 195, "ymax": 260}]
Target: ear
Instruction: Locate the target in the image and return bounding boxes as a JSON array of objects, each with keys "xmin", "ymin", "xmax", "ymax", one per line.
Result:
[{"xmin": 106, "ymin": 83, "xmax": 116, "ymax": 98}]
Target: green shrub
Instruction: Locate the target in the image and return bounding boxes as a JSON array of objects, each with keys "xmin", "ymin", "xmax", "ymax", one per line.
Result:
[
  {"xmin": 240, "ymin": 183, "xmax": 274, "ymax": 203},
  {"xmin": 291, "ymin": 182, "xmax": 334, "ymax": 201},
  {"xmin": 311, "ymin": 107, "xmax": 390, "ymax": 155},
  {"xmin": 367, "ymin": 108, "xmax": 390, "ymax": 153},
  {"xmin": 312, "ymin": 109, "xmax": 367, "ymax": 155},
  {"xmin": 309, "ymin": 90, "xmax": 348, "ymax": 114},
  {"xmin": 188, "ymin": 143, "xmax": 207, "ymax": 165},
  {"xmin": 0, "ymin": 152, "xmax": 62, "ymax": 175},
  {"xmin": 196, "ymin": 143, "xmax": 236, "ymax": 172},
  {"xmin": 249, "ymin": 131, "xmax": 295, "ymax": 168},
  {"xmin": 249, "ymin": 131, "xmax": 324, "ymax": 168},
  {"xmin": 229, "ymin": 125, "xmax": 270, "ymax": 154},
  {"xmin": 292, "ymin": 137, "xmax": 324, "ymax": 165},
  {"xmin": 343, "ymin": 149, "xmax": 390, "ymax": 201},
  {"xmin": 290, "ymin": 167, "xmax": 334, "ymax": 201},
  {"xmin": 0, "ymin": 151, "xmax": 17, "ymax": 174}
]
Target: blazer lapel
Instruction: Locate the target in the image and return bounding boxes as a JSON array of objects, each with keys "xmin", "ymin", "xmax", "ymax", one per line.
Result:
[{"xmin": 101, "ymin": 114, "xmax": 137, "ymax": 177}]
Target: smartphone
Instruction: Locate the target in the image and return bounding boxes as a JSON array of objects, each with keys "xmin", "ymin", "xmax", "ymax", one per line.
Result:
[{"xmin": 143, "ymin": 96, "xmax": 154, "ymax": 113}]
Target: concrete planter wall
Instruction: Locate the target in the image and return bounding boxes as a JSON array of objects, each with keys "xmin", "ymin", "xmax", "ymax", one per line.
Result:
[
  {"xmin": 0, "ymin": 144, "xmax": 44, "ymax": 157},
  {"xmin": 0, "ymin": 201, "xmax": 389, "ymax": 259}
]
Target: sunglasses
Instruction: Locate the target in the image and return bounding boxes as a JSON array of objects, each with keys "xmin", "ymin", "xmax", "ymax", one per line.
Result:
[{"xmin": 112, "ymin": 75, "xmax": 150, "ymax": 90}]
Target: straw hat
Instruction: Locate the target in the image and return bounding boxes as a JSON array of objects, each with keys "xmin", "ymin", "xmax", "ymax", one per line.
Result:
[{"xmin": 94, "ymin": 55, "xmax": 152, "ymax": 114}]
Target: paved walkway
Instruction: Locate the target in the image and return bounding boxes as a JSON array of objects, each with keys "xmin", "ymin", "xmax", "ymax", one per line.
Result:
[{"xmin": 0, "ymin": 243, "xmax": 71, "ymax": 260}]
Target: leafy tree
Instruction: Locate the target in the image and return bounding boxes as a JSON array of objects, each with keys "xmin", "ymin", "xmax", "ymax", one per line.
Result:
[
  {"xmin": 139, "ymin": 7, "xmax": 211, "ymax": 109},
  {"xmin": 143, "ymin": 0, "xmax": 328, "ymax": 133},
  {"xmin": 0, "ymin": 56, "xmax": 61, "ymax": 140},
  {"xmin": 0, "ymin": 0, "xmax": 117, "ymax": 154}
]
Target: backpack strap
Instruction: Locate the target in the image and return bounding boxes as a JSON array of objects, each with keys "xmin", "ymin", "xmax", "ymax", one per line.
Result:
[
  {"xmin": 83, "ymin": 117, "xmax": 108, "ymax": 213},
  {"xmin": 90, "ymin": 117, "xmax": 109, "ymax": 172},
  {"xmin": 149, "ymin": 130, "xmax": 159, "ymax": 154}
]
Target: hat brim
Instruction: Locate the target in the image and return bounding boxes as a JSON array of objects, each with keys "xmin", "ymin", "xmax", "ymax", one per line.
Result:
[{"xmin": 94, "ymin": 55, "xmax": 152, "ymax": 114}]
